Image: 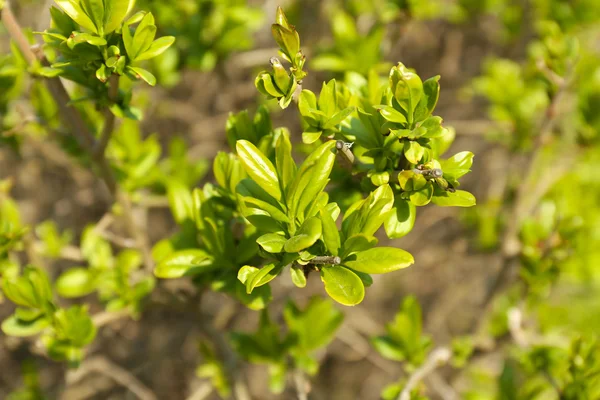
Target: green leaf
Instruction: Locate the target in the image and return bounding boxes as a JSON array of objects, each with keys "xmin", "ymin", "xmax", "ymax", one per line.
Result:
[
  {"xmin": 81, "ymin": 0, "xmax": 104, "ymax": 34},
  {"xmin": 409, "ymin": 183, "xmax": 434, "ymax": 206},
  {"xmin": 404, "ymin": 141, "xmax": 424, "ymax": 164},
  {"xmin": 376, "ymin": 105, "xmax": 407, "ymax": 124},
  {"xmin": 237, "ymin": 140, "xmax": 281, "ymax": 201},
  {"xmin": 127, "ymin": 66, "xmax": 156, "ymax": 86},
  {"xmin": 136, "ymin": 36, "xmax": 176, "ymax": 61},
  {"xmin": 432, "ymin": 190, "xmax": 476, "ymax": 207},
  {"xmin": 284, "ymin": 297, "xmax": 344, "ymax": 353},
  {"xmin": 55, "ymin": 0, "xmax": 98, "ymax": 33},
  {"xmin": 371, "ymin": 336, "xmax": 406, "ymax": 362},
  {"xmin": 1, "ymin": 267, "xmax": 53, "ymax": 309},
  {"xmin": 320, "ymin": 266, "xmax": 365, "ymax": 306},
  {"xmin": 302, "ymin": 130, "xmax": 322, "ymax": 144},
  {"xmin": 298, "ymin": 89, "xmax": 317, "ymax": 118},
  {"xmin": 419, "ymin": 116, "xmax": 445, "ymax": 139},
  {"xmin": 240, "ymin": 196, "xmax": 289, "ymax": 224},
  {"xmin": 342, "ymin": 184, "xmax": 394, "ymax": 238},
  {"xmin": 341, "ymin": 234, "xmax": 378, "ymax": 259},
  {"xmin": 53, "ymin": 305, "xmax": 96, "ymax": 346},
  {"xmin": 1, "ymin": 314, "xmax": 50, "ymax": 337},
  {"xmin": 275, "ymin": 132, "xmax": 296, "ymax": 191},
  {"xmin": 413, "ymin": 75, "xmax": 440, "ymax": 122},
  {"xmin": 344, "ymin": 247, "xmax": 414, "ymax": 274},
  {"xmin": 154, "ymin": 250, "xmax": 213, "ymax": 278},
  {"xmin": 384, "ymin": 198, "xmax": 416, "ymax": 239},
  {"xmin": 319, "ymin": 209, "xmax": 340, "ymax": 256},
  {"xmin": 284, "ymin": 217, "xmax": 322, "ymax": 253},
  {"xmin": 389, "ymin": 63, "xmax": 423, "ymax": 118},
  {"xmin": 441, "ymin": 151, "xmax": 474, "ymax": 181},
  {"xmin": 256, "ymin": 233, "xmax": 287, "ymax": 253},
  {"xmin": 130, "ymin": 12, "xmax": 156, "ymax": 59},
  {"xmin": 167, "ymin": 181, "xmax": 194, "ymax": 223},
  {"xmin": 238, "ymin": 264, "xmax": 280, "ymax": 294},
  {"xmin": 287, "ymin": 141, "xmax": 337, "ymax": 221},
  {"xmin": 55, "ymin": 268, "xmax": 96, "ymax": 298},
  {"xmin": 290, "ymin": 265, "xmax": 307, "ymax": 288},
  {"xmin": 104, "ymin": 0, "xmax": 135, "ymax": 33},
  {"xmin": 324, "ymin": 107, "xmax": 355, "ymax": 129}
]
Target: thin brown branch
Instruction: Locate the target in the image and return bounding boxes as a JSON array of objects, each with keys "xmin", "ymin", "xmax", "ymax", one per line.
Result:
[
  {"xmin": 294, "ymin": 369, "xmax": 310, "ymax": 400},
  {"xmin": 478, "ymin": 62, "xmax": 576, "ymax": 321},
  {"xmin": 65, "ymin": 356, "xmax": 158, "ymax": 400},
  {"xmin": 185, "ymin": 383, "xmax": 214, "ymax": 400},
  {"xmin": 91, "ymin": 309, "xmax": 131, "ymax": 328},
  {"xmin": 398, "ymin": 347, "xmax": 452, "ymax": 400},
  {"xmin": 94, "ymin": 75, "xmax": 120, "ymax": 158}
]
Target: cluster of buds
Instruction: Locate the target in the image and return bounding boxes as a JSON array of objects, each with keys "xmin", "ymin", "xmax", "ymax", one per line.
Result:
[{"xmin": 255, "ymin": 7, "xmax": 307, "ymax": 109}]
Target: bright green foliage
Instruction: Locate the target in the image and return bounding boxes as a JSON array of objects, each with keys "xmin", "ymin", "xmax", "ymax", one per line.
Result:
[
  {"xmin": 469, "ymin": 21, "xmax": 579, "ymax": 151},
  {"xmin": 37, "ymin": 0, "xmax": 175, "ymax": 112},
  {"xmin": 153, "ymin": 7, "xmax": 474, "ymax": 309},
  {"xmin": 312, "ymin": 9, "xmax": 387, "ymax": 76},
  {"xmin": 1, "ymin": 266, "xmax": 95, "ymax": 366},
  {"xmin": 196, "ymin": 340, "xmax": 231, "ymax": 397},
  {"xmin": 0, "ymin": 180, "xmax": 28, "ymax": 258},
  {"xmin": 298, "ymin": 80, "xmax": 354, "ymax": 144},
  {"xmin": 108, "ymin": 120, "xmax": 207, "ymax": 192},
  {"xmin": 55, "ymin": 227, "xmax": 154, "ymax": 315},
  {"xmin": 136, "ymin": 0, "xmax": 263, "ymax": 76},
  {"xmin": 481, "ymin": 336, "xmax": 600, "ymax": 399},
  {"xmin": 519, "ymin": 201, "xmax": 582, "ymax": 299},
  {"xmin": 5, "ymin": 360, "xmax": 45, "ymax": 400},
  {"xmin": 372, "ymin": 296, "xmax": 432, "ymax": 367},
  {"xmin": 230, "ymin": 297, "xmax": 343, "ymax": 393},
  {"xmin": 255, "ymin": 7, "xmax": 306, "ymax": 109},
  {"xmin": 35, "ymin": 221, "xmax": 72, "ymax": 259}
]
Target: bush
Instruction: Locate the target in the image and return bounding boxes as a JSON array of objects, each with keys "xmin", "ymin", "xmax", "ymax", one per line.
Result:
[{"xmin": 0, "ymin": 0, "xmax": 599, "ymax": 399}]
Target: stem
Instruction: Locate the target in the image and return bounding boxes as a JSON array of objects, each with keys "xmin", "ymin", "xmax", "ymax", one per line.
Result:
[
  {"xmin": 397, "ymin": 348, "xmax": 451, "ymax": 400},
  {"xmin": 336, "ymin": 140, "xmax": 355, "ymax": 165},
  {"xmin": 65, "ymin": 356, "xmax": 158, "ymax": 400},
  {"xmin": 94, "ymin": 75, "xmax": 120, "ymax": 158},
  {"xmin": 3, "ymin": 3, "xmax": 153, "ymax": 271},
  {"xmin": 310, "ymin": 256, "xmax": 341, "ymax": 265},
  {"xmin": 294, "ymin": 369, "xmax": 309, "ymax": 400},
  {"xmin": 478, "ymin": 61, "xmax": 575, "ymax": 318}
]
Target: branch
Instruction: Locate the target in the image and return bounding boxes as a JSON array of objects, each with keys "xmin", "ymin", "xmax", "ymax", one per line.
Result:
[
  {"xmin": 185, "ymin": 383, "xmax": 214, "ymax": 400},
  {"xmin": 397, "ymin": 347, "xmax": 452, "ymax": 400},
  {"xmin": 92, "ymin": 309, "xmax": 131, "ymax": 328},
  {"xmin": 294, "ymin": 369, "xmax": 310, "ymax": 400},
  {"xmin": 94, "ymin": 75, "xmax": 120, "ymax": 158},
  {"xmin": 2, "ymin": 2, "xmax": 97, "ymax": 153},
  {"xmin": 478, "ymin": 61, "xmax": 576, "ymax": 317},
  {"xmin": 65, "ymin": 356, "xmax": 157, "ymax": 400}
]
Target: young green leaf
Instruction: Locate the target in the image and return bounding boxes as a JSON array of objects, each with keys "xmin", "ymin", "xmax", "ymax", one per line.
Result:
[
  {"xmin": 432, "ymin": 190, "xmax": 476, "ymax": 207},
  {"xmin": 319, "ymin": 209, "xmax": 340, "ymax": 256},
  {"xmin": 320, "ymin": 265, "xmax": 365, "ymax": 306},
  {"xmin": 136, "ymin": 36, "xmax": 176, "ymax": 61},
  {"xmin": 284, "ymin": 217, "xmax": 322, "ymax": 253},
  {"xmin": 236, "ymin": 140, "xmax": 282, "ymax": 201},
  {"xmin": 238, "ymin": 264, "xmax": 280, "ymax": 294},
  {"xmin": 55, "ymin": 268, "xmax": 96, "ymax": 298},
  {"xmin": 344, "ymin": 247, "xmax": 414, "ymax": 274},
  {"xmin": 290, "ymin": 265, "xmax": 307, "ymax": 288},
  {"xmin": 54, "ymin": 1, "xmax": 98, "ymax": 33},
  {"xmin": 104, "ymin": 0, "xmax": 136, "ymax": 33},
  {"xmin": 154, "ymin": 250, "xmax": 214, "ymax": 278},
  {"xmin": 256, "ymin": 233, "xmax": 287, "ymax": 253},
  {"xmin": 384, "ymin": 198, "xmax": 416, "ymax": 239}
]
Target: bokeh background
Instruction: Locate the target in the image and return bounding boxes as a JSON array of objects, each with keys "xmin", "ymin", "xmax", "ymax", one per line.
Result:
[{"xmin": 1, "ymin": 0, "xmax": 600, "ymax": 399}]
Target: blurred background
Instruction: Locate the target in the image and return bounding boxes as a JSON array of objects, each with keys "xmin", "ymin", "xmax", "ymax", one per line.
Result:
[{"xmin": 1, "ymin": 0, "xmax": 600, "ymax": 399}]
